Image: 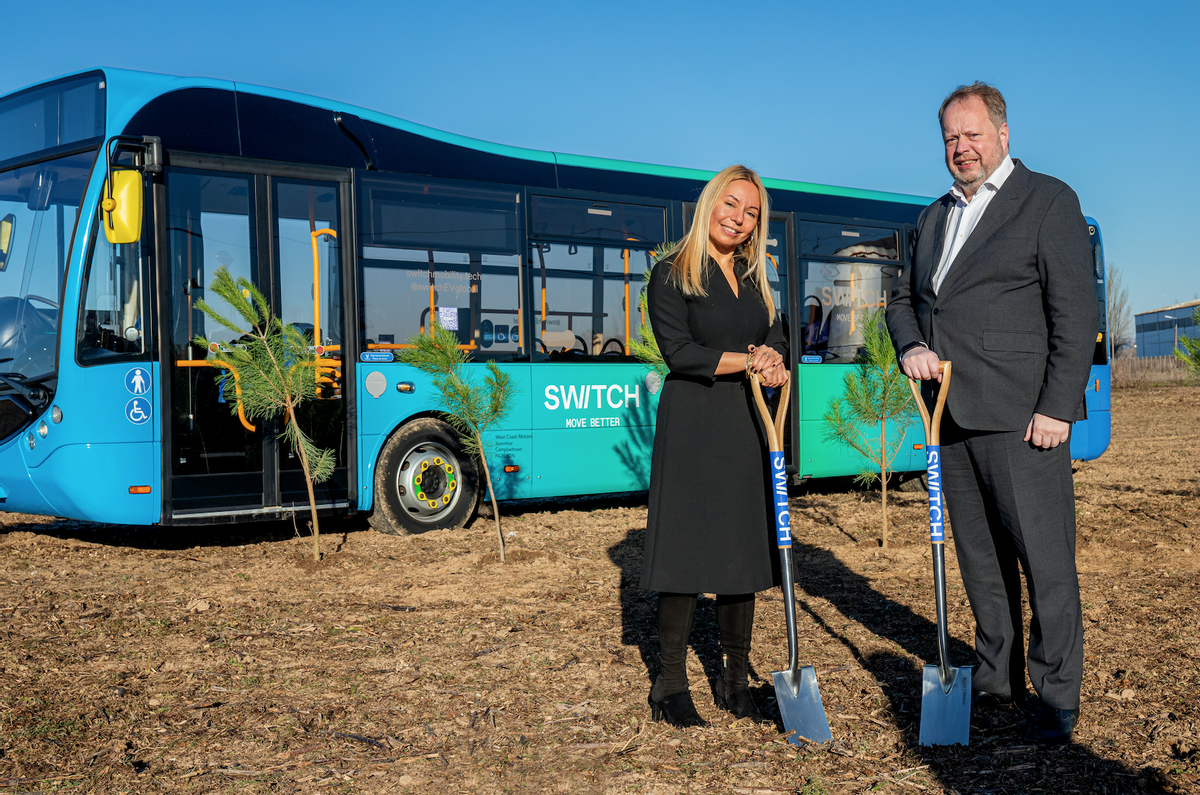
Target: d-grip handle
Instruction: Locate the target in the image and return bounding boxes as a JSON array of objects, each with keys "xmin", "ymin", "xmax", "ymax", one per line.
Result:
[
  {"xmin": 748, "ymin": 372, "xmax": 790, "ymax": 455},
  {"xmin": 906, "ymin": 360, "xmax": 951, "ymax": 446}
]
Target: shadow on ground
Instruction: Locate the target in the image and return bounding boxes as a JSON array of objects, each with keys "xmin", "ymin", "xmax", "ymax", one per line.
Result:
[{"xmin": 606, "ymin": 509, "xmax": 1178, "ymax": 794}]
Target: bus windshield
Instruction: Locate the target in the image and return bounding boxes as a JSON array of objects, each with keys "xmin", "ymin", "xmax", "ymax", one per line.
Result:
[{"xmin": 0, "ymin": 150, "xmax": 95, "ymax": 389}]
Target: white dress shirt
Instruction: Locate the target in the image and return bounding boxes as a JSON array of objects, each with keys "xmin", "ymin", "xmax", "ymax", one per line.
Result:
[{"xmin": 931, "ymin": 154, "xmax": 1015, "ymax": 294}]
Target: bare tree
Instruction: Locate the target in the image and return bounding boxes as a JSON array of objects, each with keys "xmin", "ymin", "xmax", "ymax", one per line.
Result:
[{"xmin": 1107, "ymin": 263, "xmax": 1134, "ymax": 358}]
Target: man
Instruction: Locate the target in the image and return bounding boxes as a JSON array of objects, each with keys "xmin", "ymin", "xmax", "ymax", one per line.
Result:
[{"xmin": 887, "ymin": 82, "xmax": 1098, "ymax": 743}]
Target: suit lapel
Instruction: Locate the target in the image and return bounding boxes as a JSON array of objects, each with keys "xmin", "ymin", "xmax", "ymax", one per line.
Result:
[
  {"xmin": 937, "ymin": 160, "xmax": 1031, "ymax": 299},
  {"xmin": 922, "ymin": 196, "xmax": 952, "ymax": 286}
]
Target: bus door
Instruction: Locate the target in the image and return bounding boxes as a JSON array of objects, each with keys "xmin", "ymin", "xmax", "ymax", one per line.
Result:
[
  {"xmin": 793, "ymin": 221, "xmax": 918, "ymax": 479},
  {"xmin": 163, "ymin": 164, "xmax": 350, "ymax": 518}
]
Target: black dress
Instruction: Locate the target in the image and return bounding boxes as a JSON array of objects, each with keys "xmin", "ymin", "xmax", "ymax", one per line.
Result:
[{"xmin": 640, "ymin": 254, "xmax": 788, "ymax": 594}]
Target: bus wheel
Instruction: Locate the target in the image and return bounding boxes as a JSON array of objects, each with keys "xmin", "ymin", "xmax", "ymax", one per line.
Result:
[{"xmin": 369, "ymin": 418, "xmax": 479, "ymax": 535}]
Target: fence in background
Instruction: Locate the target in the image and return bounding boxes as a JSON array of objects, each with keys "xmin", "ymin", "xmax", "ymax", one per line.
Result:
[{"xmin": 1112, "ymin": 355, "xmax": 1189, "ymax": 387}]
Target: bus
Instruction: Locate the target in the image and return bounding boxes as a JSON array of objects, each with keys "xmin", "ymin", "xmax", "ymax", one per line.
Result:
[{"xmin": 0, "ymin": 69, "xmax": 1111, "ymax": 534}]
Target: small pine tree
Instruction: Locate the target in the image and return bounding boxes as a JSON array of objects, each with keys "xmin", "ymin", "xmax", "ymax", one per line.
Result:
[
  {"xmin": 193, "ymin": 266, "xmax": 335, "ymax": 560},
  {"xmin": 1174, "ymin": 306, "xmax": 1200, "ymax": 381},
  {"xmin": 400, "ymin": 322, "xmax": 515, "ymax": 561},
  {"xmin": 821, "ymin": 307, "xmax": 917, "ymax": 548},
  {"xmin": 628, "ymin": 241, "xmax": 678, "ymax": 379}
]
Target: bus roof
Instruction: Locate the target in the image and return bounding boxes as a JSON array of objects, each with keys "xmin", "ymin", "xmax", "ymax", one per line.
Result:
[{"xmin": 13, "ymin": 67, "xmax": 931, "ymax": 207}]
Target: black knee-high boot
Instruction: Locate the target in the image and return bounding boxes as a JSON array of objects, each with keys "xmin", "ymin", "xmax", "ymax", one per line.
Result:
[
  {"xmin": 714, "ymin": 593, "xmax": 765, "ymax": 722},
  {"xmin": 649, "ymin": 593, "xmax": 705, "ymax": 727}
]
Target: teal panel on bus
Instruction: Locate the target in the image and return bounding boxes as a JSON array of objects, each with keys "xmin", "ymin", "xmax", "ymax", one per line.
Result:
[
  {"xmin": 530, "ymin": 363, "xmax": 660, "ymax": 498},
  {"xmin": 481, "ymin": 427, "xmax": 533, "ymax": 499},
  {"xmin": 793, "ymin": 363, "xmax": 921, "ymax": 479},
  {"xmin": 356, "ymin": 362, "xmax": 534, "ymax": 510}
]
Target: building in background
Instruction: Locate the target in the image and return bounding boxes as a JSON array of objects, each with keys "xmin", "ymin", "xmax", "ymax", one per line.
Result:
[{"xmin": 1135, "ymin": 300, "xmax": 1200, "ymax": 357}]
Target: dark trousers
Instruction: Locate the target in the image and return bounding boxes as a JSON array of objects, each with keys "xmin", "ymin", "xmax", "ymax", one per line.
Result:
[{"xmin": 941, "ymin": 411, "xmax": 1084, "ymax": 710}]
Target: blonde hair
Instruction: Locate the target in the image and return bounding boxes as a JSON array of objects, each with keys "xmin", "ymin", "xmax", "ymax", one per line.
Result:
[{"xmin": 669, "ymin": 164, "xmax": 775, "ymax": 318}]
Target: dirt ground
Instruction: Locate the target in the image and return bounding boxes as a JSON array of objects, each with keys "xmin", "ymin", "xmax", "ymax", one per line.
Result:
[{"xmin": 1, "ymin": 385, "xmax": 1197, "ymax": 795}]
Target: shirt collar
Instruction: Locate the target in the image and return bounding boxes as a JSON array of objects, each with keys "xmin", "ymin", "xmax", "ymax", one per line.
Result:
[{"xmin": 949, "ymin": 154, "xmax": 1015, "ymax": 203}]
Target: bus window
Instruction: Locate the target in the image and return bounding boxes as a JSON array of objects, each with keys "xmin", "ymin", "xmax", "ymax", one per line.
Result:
[
  {"xmin": 538, "ymin": 273, "xmax": 593, "ymax": 353},
  {"xmin": 167, "ymin": 171, "xmax": 257, "ymax": 357},
  {"xmin": 530, "ymin": 195, "xmax": 665, "ymax": 246},
  {"xmin": 800, "ymin": 222, "xmax": 899, "ymax": 260},
  {"xmin": 602, "ymin": 247, "xmax": 653, "ymax": 275},
  {"xmin": 165, "ymin": 169, "xmax": 262, "ymax": 488},
  {"xmin": 765, "ymin": 217, "xmax": 789, "ymax": 322},
  {"xmin": 275, "ymin": 181, "xmax": 342, "ymax": 350},
  {"xmin": 273, "ymin": 179, "xmax": 348, "ymax": 504},
  {"xmin": 530, "ymin": 242, "xmax": 650, "ymax": 357},
  {"xmin": 358, "ymin": 175, "xmax": 522, "ymax": 359},
  {"xmin": 0, "ymin": 154, "xmax": 88, "ymax": 381},
  {"xmin": 800, "ymin": 261, "xmax": 901, "ymax": 361},
  {"xmin": 77, "ymin": 213, "xmax": 144, "ymax": 361},
  {"xmin": 798, "ymin": 221, "xmax": 899, "ymax": 361}
]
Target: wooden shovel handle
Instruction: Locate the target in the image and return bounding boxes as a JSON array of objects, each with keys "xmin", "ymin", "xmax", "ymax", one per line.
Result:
[
  {"xmin": 906, "ymin": 361, "xmax": 952, "ymax": 447},
  {"xmin": 749, "ymin": 371, "xmax": 791, "ymax": 454}
]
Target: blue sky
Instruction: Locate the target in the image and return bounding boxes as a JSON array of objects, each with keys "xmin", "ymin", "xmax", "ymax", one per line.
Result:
[{"xmin": 3, "ymin": 0, "xmax": 1196, "ymax": 316}]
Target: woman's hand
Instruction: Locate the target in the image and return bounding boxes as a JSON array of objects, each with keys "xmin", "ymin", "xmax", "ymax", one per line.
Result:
[
  {"xmin": 747, "ymin": 345, "xmax": 788, "ymax": 388},
  {"xmin": 747, "ymin": 344, "xmax": 783, "ymax": 374},
  {"xmin": 759, "ymin": 361, "xmax": 789, "ymax": 388}
]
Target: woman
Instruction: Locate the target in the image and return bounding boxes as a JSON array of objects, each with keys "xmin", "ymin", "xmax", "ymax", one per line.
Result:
[{"xmin": 642, "ymin": 164, "xmax": 789, "ymax": 727}]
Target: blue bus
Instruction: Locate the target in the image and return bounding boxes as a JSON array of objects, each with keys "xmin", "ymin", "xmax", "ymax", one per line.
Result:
[{"xmin": 0, "ymin": 69, "xmax": 1111, "ymax": 534}]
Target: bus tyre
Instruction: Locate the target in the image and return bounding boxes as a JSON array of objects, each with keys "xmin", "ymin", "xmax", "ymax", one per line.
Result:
[
  {"xmin": 896, "ymin": 473, "xmax": 928, "ymax": 493},
  {"xmin": 369, "ymin": 418, "xmax": 479, "ymax": 536}
]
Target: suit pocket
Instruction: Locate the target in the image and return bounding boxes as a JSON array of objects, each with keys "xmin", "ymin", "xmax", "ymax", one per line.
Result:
[{"xmin": 982, "ymin": 329, "xmax": 1047, "ymax": 354}]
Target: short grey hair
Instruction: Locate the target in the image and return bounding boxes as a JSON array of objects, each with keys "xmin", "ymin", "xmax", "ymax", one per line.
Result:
[{"xmin": 939, "ymin": 82, "xmax": 1007, "ymax": 130}]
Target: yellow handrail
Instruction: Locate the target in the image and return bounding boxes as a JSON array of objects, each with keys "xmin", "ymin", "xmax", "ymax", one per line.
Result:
[
  {"xmin": 176, "ymin": 359, "xmax": 256, "ymax": 432},
  {"xmin": 310, "ymin": 228, "xmax": 337, "ymax": 347}
]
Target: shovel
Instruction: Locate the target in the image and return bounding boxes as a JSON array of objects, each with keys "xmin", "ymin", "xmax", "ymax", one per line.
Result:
[
  {"xmin": 907, "ymin": 362, "xmax": 971, "ymax": 746},
  {"xmin": 748, "ymin": 372, "xmax": 832, "ymax": 746}
]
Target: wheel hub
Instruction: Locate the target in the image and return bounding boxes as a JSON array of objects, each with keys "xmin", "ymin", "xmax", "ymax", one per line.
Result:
[{"xmin": 395, "ymin": 442, "xmax": 461, "ymax": 523}]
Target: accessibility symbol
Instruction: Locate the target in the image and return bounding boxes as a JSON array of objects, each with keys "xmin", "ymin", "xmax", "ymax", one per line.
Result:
[
  {"xmin": 125, "ymin": 397, "xmax": 152, "ymax": 425},
  {"xmin": 125, "ymin": 367, "xmax": 151, "ymax": 395}
]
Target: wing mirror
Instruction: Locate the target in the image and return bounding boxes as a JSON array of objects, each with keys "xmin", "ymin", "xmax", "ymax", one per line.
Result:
[
  {"xmin": 100, "ymin": 136, "xmax": 162, "ymax": 246},
  {"xmin": 101, "ymin": 168, "xmax": 143, "ymax": 245}
]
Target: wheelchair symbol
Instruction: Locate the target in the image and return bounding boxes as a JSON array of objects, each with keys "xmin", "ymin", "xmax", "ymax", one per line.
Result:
[{"xmin": 125, "ymin": 397, "xmax": 152, "ymax": 425}]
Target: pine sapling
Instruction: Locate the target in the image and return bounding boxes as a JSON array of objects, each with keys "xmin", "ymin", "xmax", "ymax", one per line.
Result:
[
  {"xmin": 193, "ymin": 266, "xmax": 335, "ymax": 560},
  {"xmin": 400, "ymin": 322, "xmax": 515, "ymax": 561},
  {"xmin": 821, "ymin": 307, "xmax": 917, "ymax": 548},
  {"xmin": 628, "ymin": 240, "xmax": 678, "ymax": 380}
]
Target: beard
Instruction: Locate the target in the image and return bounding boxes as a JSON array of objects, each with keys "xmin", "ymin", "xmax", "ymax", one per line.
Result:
[{"xmin": 951, "ymin": 150, "xmax": 1005, "ymax": 194}]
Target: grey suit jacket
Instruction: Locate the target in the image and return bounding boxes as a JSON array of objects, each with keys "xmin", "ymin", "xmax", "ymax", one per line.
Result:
[{"xmin": 887, "ymin": 160, "xmax": 1098, "ymax": 431}]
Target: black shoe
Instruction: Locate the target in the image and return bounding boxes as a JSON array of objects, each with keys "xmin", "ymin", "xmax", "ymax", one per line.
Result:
[
  {"xmin": 972, "ymin": 688, "xmax": 1033, "ymax": 714},
  {"xmin": 713, "ymin": 678, "xmax": 766, "ymax": 723},
  {"xmin": 649, "ymin": 689, "xmax": 707, "ymax": 728},
  {"xmin": 1025, "ymin": 704, "xmax": 1079, "ymax": 744}
]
